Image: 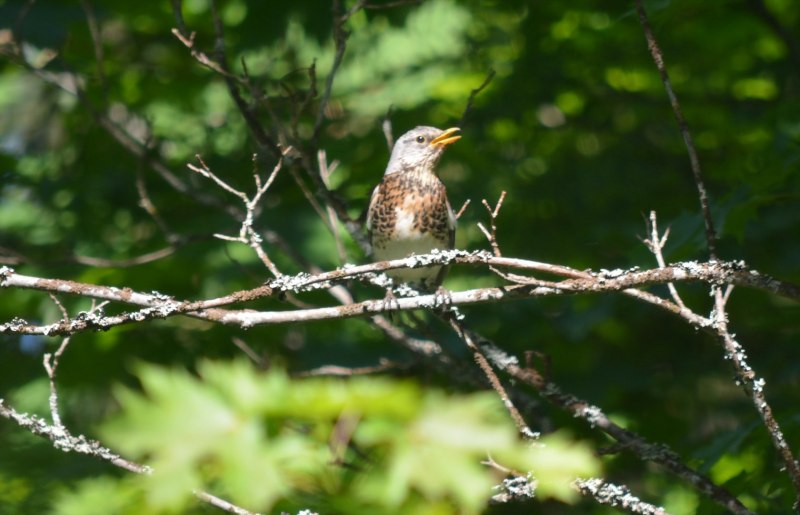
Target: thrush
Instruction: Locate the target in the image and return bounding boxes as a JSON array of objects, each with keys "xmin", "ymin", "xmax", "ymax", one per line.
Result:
[{"xmin": 367, "ymin": 126, "xmax": 461, "ymax": 290}]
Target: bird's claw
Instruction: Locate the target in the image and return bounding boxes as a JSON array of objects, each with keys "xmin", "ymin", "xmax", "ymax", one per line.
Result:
[
  {"xmin": 379, "ymin": 288, "xmax": 401, "ymax": 314},
  {"xmin": 432, "ymin": 286, "xmax": 453, "ymax": 311}
]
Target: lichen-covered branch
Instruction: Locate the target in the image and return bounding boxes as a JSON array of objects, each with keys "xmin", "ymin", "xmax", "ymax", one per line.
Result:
[{"xmin": 2, "ymin": 255, "xmax": 797, "ymax": 336}]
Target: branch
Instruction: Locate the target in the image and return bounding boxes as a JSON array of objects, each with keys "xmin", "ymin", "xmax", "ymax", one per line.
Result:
[
  {"xmin": 311, "ymin": 0, "xmax": 349, "ymax": 147},
  {"xmin": 483, "ymin": 342, "xmax": 753, "ymax": 514},
  {"xmin": 454, "ymin": 323, "xmax": 751, "ymax": 514},
  {"xmin": 0, "ymin": 399, "xmax": 149, "ymax": 474},
  {"xmin": 1, "ymin": 30, "xmax": 244, "ymax": 220},
  {"xmin": 477, "ymin": 191, "xmax": 507, "ymax": 257},
  {"xmin": 635, "ymin": 0, "xmax": 800, "ymax": 487},
  {"xmin": 712, "ymin": 284, "xmax": 800, "ymax": 503},
  {"xmin": 634, "ymin": 0, "xmax": 717, "ymax": 259},
  {"xmin": 574, "ymin": 478, "xmax": 670, "ymax": 515},
  {"xmin": 447, "ymin": 313, "xmax": 536, "ymax": 439},
  {"xmin": 170, "ymin": 0, "xmax": 282, "ymax": 159},
  {"xmin": 459, "ymin": 68, "xmax": 496, "ymax": 128},
  {"xmin": 643, "ymin": 211, "xmax": 685, "ymax": 309},
  {"xmin": 0, "ymin": 399, "xmax": 258, "ymax": 514},
  {"xmin": 2, "ymin": 255, "xmax": 797, "ymax": 336}
]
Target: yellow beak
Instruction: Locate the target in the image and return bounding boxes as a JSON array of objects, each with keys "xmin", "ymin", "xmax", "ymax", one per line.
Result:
[{"xmin": 430, "ymin": 127, "xmax": 461, "ymax": 147}]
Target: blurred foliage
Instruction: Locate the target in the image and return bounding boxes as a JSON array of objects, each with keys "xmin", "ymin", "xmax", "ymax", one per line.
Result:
[
  {"xmin": 0, "ymin": 0, "xmax": 799, "ymax": 513},
  {"xmin": 46, "ymin": 360, "xmax": 597, "ymax": 514}
]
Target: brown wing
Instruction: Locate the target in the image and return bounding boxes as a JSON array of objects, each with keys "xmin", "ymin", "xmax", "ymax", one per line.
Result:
[
  {"xmin": 365, "ymin": 182, "xmax": 381, "ymax": 250},
  {"xmin": 445, "ymin": 194, "xmax": 456, "ymax": 250}
]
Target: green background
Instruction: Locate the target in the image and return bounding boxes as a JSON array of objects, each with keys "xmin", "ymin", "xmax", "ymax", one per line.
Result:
[{"xmin": 1, "ymin": 0, "xmax": 799, "ymax": 513}]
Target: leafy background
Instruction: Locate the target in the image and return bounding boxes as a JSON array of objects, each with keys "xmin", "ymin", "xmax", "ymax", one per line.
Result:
[{"xmin": 1, "ymin": 0, "xmax": 799, "ymax": 513}]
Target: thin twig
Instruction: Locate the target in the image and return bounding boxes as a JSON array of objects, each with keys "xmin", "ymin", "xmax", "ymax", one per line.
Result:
[
  {"xmin": 643, "ymin": 211, "xmax": 685, "ymax": 309},
  {"xmin": 458, "ymin": 69, "xmax": 496, "ymax": 128},
  {"xmin": 174, "ymin": 0, "xmax": 282, "ymax": 158},
  {"xmin": 48, "ymin": 293, "xmax": 69, "ymax": 320},
  {"xmin": 192, "ymin": 490, "xmax": 259, "ymax": 515},
  {"xmin": 711, "ymin": 286, "xmax": 800, "ymax": 505},
  {"xmin": 189, "ymin": 154, "xmax": 285, "ymax": 278},
  {"xmin": 288, "ymin": 165, "xmax": 335, "ymax": 232},
  {"xmin": 634, "ymin": 0, "xmax": 717, "ymax": 259},
  {"xmin": 382, "ymin": 107, "xmax": 395, "ymax": 150},
  {"xmin": 187, "ymin": 155, "xmax": 248, "ymax": 201},
  {"xmin": 500, "ymin": 348, "xmax": 751, "ymax": 514},
  {"xmin": 298, "ymin": 360, "xmax": 403, "ymax": 377},
  {"xmin": 312, "ymin": 0, "xmax": 349, "ymax": 147},
  {"xmin": 231, "ymin": 336, "xmax": 266, "ymax": 368},
  {"xmin": 455, "ymin": 199, "xmax": 471, "ymax": 220},
  {"xmin": 319, "ymin": 149, "xmax": 347, "ymax": 263},
  {"xmin": 74, "ymin": 247, "xmax": 180, "ymax": 268},
  {"xmin": 0, "ymin": 399, "xmax": 150, "ymax": 474},
  {"xmin": 447, "ymin": 314, "xmax": 535, "ymax": 438},
  {"xmin": 43, "ymin": 337, "xmax": 71, "ymax": 428},
  {"xmin": 635, "ymin": 3, "xmax": 800, "ymax": 501},
  {"xmin": 0, "ymin": 399, "xmax": 255, "ymax": 514},
  {"xmin": 136, "ymin": 170, "xmax": 179, "ymax": 243},
  {"xmin": 79, "ymin": 0, "xmax": 110, "ymax": 104},
  {"xmin": 477, "ymin": 191, "xmax": 506, "ymax": 257}
]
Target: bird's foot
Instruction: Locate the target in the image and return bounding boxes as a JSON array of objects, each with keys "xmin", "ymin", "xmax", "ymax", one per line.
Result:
[
  {"xmin": 379, "ymin": 287, "xmax": 401, "ymax": 314},
  {"xmin": 432, "ymin": 285, "xmax": 453, "ymax": 311},
  {"xmin": 431, "ymin": 286, "xmax": 465, "ymax": 319}
]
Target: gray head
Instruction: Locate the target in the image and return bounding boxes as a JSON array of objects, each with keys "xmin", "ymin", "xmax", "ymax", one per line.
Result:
[{"xmin": 384, "ymin": 126, "xmax": 461, "ymax": 175}]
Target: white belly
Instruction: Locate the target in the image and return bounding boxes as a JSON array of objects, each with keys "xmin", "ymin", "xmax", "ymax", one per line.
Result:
[{"xmin": 373, "ymin": 208, "xmax": 447, "ymax": 284}]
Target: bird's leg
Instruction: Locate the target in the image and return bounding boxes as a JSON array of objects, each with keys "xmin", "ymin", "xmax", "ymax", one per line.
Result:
[
  {"xmin": 432, "ymin": 285, "xmax": 453, "ymax": 311},
  {"xmin": 379, "ymin": 286, "xmax": 401, "ymax": 314}
]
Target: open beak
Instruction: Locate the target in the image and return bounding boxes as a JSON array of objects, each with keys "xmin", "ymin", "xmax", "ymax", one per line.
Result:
[{"xmin": 430, "ymin": 127, "xmax": 461, "ymax": 147}]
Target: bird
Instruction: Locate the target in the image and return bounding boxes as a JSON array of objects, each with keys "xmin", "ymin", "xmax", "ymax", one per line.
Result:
[{"xmin": 367, "ymin": 126, "xmax": 461, "ymax": 291}]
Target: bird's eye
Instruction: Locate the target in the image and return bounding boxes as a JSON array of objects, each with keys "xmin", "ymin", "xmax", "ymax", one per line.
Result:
[{"xmin": 415, "ymin": 135, "xmax": 425, "ymax": 143}]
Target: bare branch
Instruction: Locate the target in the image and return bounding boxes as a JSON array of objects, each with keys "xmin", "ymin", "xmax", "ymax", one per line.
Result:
[
  {"xmin": 298, "ymin": 360, "xmax": 404, "ymax": 377},
  {"xmin": 79, "ymin": 0, "xmax": 110, "ymax": 104},
  {"xmin": 135, "ymin": 170, "xmax": 179, "ymax": 243},
  {"xmin": 3, "ymin": 255, "xmax": 797, "ymax": 336},
  {"xmin": 230, "ymin": 336, "xmax": 267, "ymax": 368},
  {"xmin": 458, "ymin": 69, "xmax": 496, "ymax": 128},
  {"xmin": 455, "ymin": 198, "xmax": 471, "ymax": 220},
  {"xmin": 319, "ymin": 149, "xmax": 348, "ymax": 263},
  {"xmin": 478, "ymin": 191, "xmax": 506, "ymax": 257},
  {"xmin": 643, "ymin": 211, "xmax": 685, "ymax": 309},
  {"xmin": 43, "ymin": 337, "xmax": 71, "ymax": 428},
  {"xmin": 448, "ymin": 324, "xmax": 752, "ymax": 514},
  {"xmin": 635, "ymin": 0, "xmax": 800, "ymax": 490},
  {"xmin": 189, "ymin": 154, "xmax": 285, "ymax": 278},
  {"xmin": 711, "ymin": 286, "xmax": 800, "ymax": 502},
  {"xmin": 0, "ymin": 398, "xmax": 258, "ymax": 514},
  {"xmin": 0, "ymin": 399, "xmax": 150, "ymax": 474},
  {"xmin": 74, "ymin": 246, "xmax": 180, "ymax": 268},
  {"xmin": 382, "ymin": 107, "xmax": 395, "ymax": 150},
  {"xmin": 574, "ymin": 478, "xmax": 670, "ymax": 515},
  {"xmin": 447, "ymin": 314, "xmax": 535, "ymax": 438},
  {"xmin": 496, "ymin": 348, "xmax": 752, "ymax": 514},
  {"xmin": 192, "ymin": 490, "xmax": 260, "ymax": 515},
  {"xmin": 170, "ymin": 27, "xmax": 233, "ymax": 77},
  {"xmin": 187, "ymin": 155, "xmax": 248, "ymax": 202},
  {"xmin": 634, "ymin": 0, "xmax": 717, "ymax": 259},
  {"xmin": 311, "ymin": 0, "xmax": 349, "ymax": 147}
]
